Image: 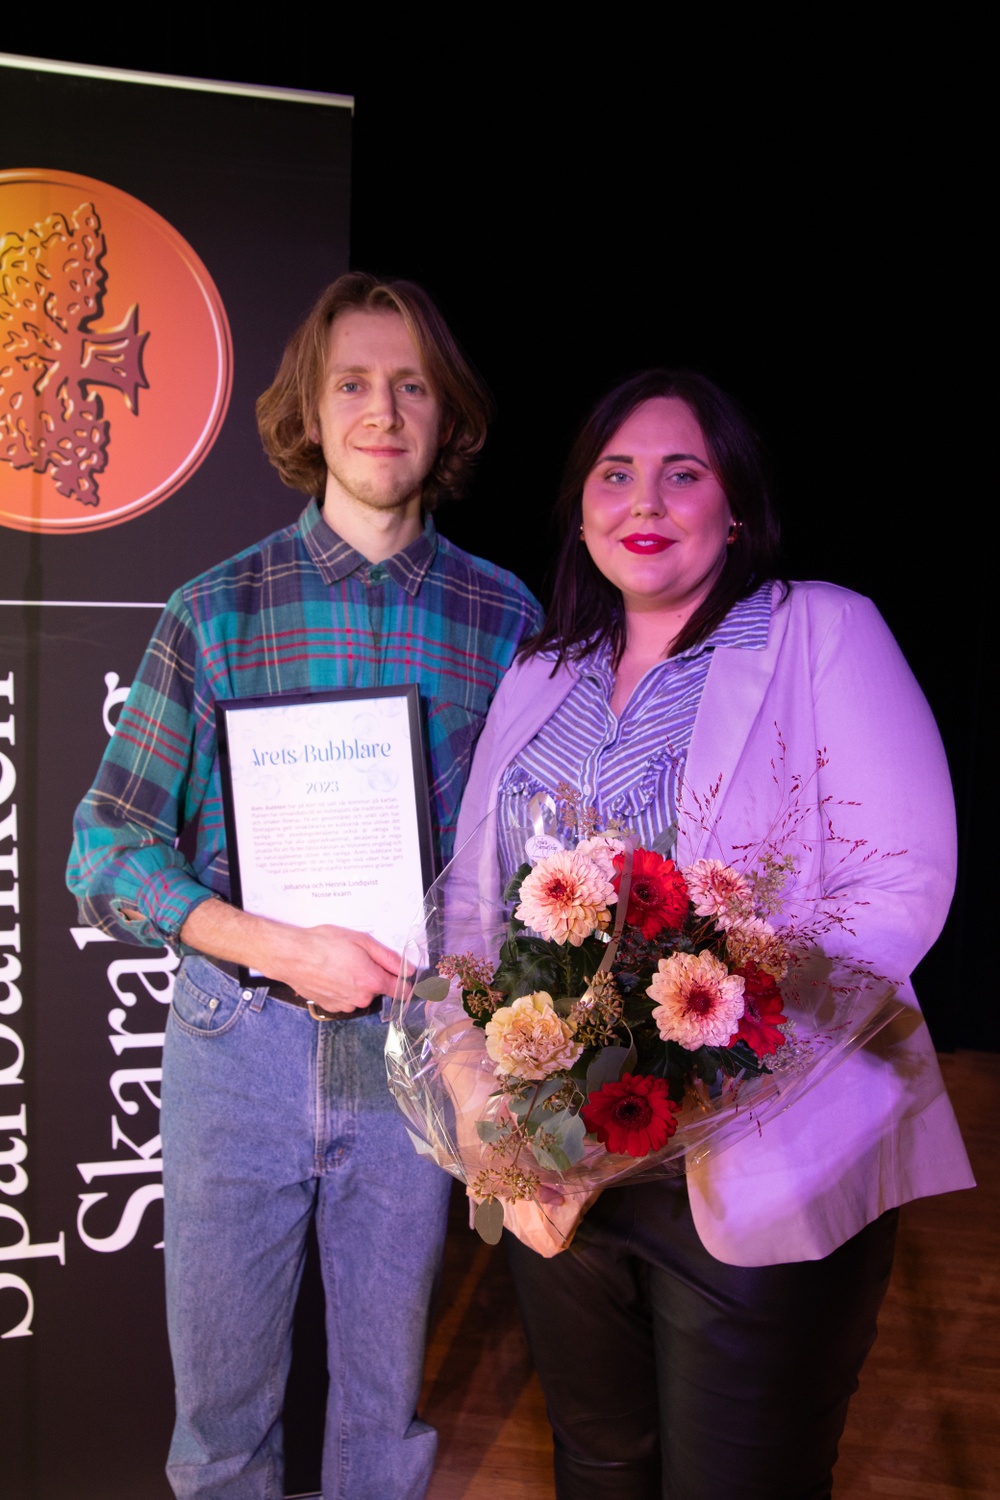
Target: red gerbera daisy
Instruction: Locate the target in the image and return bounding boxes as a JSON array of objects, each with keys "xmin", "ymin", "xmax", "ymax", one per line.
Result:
[
  {"xmin": 613, "ymin": 848, "xmax": 689, "ymax": 939},
  {"xmin": 581, "ymin": 1073, "xmax": 679, "ymax": 1158},
  {"xmin": 729, "ymin": 960, "xmax": 787, "ymax": 1058}
]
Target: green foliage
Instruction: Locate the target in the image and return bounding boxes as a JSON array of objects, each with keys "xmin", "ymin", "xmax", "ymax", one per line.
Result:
[
  {"xmin": 474, "ymin": 1198, "xmax": 505, "ymax": 1244},
  {"xmin": 502, "ymin": 864, "xmax": 531, "ymax": 904},
  {"xmin": 492, "ymin": 921, "xmax": 606, "ymax": 1009},
  {"xmin": 413, "ymin": 975, "xmax": 450, "ymax": 1003},
  {"xmin": 585, "ymin": 1044, "xmax": 636, "ymax": 1095},
  {"xmin": 530, "ymin": 1109, "xmax": 587, "ymax": 1171},
  {"xmin": 493, "ymin": 933, "xmax": 563, "ymax": 1001}
]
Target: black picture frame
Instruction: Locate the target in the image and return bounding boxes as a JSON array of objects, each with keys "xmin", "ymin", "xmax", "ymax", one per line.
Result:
[{"xmin": 215, "ymin": 684, "xmax": 434, "ymax": 987}]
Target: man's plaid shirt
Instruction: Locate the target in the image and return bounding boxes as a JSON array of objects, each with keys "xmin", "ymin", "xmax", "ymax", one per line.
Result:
[{"xmin": 68, "ymin": 501, "xmax": 540, "ymax": 948}]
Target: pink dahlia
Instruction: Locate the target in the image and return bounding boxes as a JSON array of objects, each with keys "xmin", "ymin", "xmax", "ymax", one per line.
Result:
[
  {"xmin": 682, "ymin": 858, "xmax": 754, "ymax": 927},
  {"xmin": 613, "ymin": 849, "xmax": 690, "ymax": 939},
  {"xmin": 582, "ymin": 1073, "xmax": 679, "ymax": 1158},
  {"xmin": 647, "ymin": 951, "xmax": 746, "ymax": 1050},
  {"xmin": 515, "ymin": 850, "xmax": 616, "ymax": 946}
]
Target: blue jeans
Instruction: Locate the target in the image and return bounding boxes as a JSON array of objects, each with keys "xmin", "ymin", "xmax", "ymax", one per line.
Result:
[{"xmin": 161, "ymin": 957, "xmax": 451, "ymax": 1500}]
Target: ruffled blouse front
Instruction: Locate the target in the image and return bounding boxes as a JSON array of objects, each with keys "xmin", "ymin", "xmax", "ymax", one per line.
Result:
[{"xmin": 496, "ymin": 585, "xmax": 773, "ymax": 880}]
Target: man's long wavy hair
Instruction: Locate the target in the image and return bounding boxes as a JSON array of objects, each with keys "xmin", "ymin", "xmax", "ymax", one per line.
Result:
[
  {"xmin": 256, "ymin": 273, "xmax": 493, "ymax": 509},
  {"xmin": 524, "ymin": 370, "xmax": 782, "ymax": 668}
]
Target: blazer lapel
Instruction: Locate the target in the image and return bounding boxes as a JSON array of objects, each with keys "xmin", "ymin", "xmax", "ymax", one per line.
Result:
[
  {"xmin": 493, "ymin": 656, "xmax": 580, "ymax": 780},
  {"xmin": 678, "ymin": 587, "xmax": 787, "ymax": 863}
]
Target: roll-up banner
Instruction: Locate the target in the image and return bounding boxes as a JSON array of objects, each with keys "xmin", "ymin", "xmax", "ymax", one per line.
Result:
[{"xmin": 0, "ymin": 54, "xmax": 352, "ymax": 1498}]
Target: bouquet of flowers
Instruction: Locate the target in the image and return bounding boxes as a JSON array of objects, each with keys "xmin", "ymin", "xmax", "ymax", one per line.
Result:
[{"xmin": 387, "ymin": 774, "xmax": 902, "ymax": 1255}]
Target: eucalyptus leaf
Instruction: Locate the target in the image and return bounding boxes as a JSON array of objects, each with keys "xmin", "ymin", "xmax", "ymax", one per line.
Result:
[
  {"xmin": 531, "ymin": 1139, "xmax": 572, "ymax": 1172},
  {"xmin": 532, "ymin": 1078, "xmax": 565, "ymax": 1107},
  {"xmin": 506, "ymin": 1094, "xmax": 532, "ymax": 1121},
  {"xmin": 550, "ymin": 1109, "xmax": 587, "ymax": 1164},
  {"xmin": 531, "ymin": 1108, "xmax": 587, "ymax": 1170},
  {"xmin": 585, "ymin": 1045, "xmax": 631, "ymax": 1094},
  {"xmin": 474, "ymin": 1197, "xmax": 505, "ymax": 1245},
  {"xmin": 413, "ymin": 975, "xmax": 451, "ymax": 1003},
  {"xmin": 650, "ymin": 824, "xmax": 678, "ymax": 858},
  {"xmin": 475, "ymin": 1120, "xmax": 507, "ymax": 1144}
]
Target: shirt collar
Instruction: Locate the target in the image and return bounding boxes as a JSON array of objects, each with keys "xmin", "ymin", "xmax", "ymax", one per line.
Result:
[
  {"xmin": 298, "ymin": 500, "xmax": 438, "ymax": 596},
  {"xmin": 579, "ymin": 583, "xmax": 773, "ymax": 686},
  {"xmin": 675, "ymin": 582, "xmax": 773, "ymax": 659}
]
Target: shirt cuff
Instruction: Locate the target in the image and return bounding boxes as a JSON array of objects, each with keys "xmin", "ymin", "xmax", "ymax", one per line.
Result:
[{"xmin": 118, "ymin": 868, "xmax": 222, "ymax": 952}]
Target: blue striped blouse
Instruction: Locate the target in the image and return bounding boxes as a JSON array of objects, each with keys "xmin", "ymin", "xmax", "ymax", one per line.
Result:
[{"xmin": 496, "ymin": 585, "xmax": 773, "ymax": 879}]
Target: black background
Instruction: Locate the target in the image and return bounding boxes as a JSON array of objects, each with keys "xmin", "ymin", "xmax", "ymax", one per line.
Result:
[
  {"xmin": 7, "ymin": 30, "xmax": 978, "ymax": 1044},
  {"xmin": 0, "ymin": 26, "xmax": 992, "ymax": 1498}
]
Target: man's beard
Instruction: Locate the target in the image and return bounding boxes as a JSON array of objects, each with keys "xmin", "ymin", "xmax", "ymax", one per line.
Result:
[
  {"xmin": 323, "ymin": 458, "xmax": 426, "ymax": 516},
  {"xmin": 341, "ymin": 475, "xmax": 422, "ymax": 512}
]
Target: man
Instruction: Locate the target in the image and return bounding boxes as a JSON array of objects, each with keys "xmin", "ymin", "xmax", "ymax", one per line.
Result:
[{"xmin": 68, "ymin": 273, "xmax": 540, "ymax": 1500}]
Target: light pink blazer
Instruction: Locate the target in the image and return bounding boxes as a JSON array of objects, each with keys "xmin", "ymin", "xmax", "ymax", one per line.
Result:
[{"xmin": 455, "ymin": 581, "xmax": 974, "ymax": 1266}]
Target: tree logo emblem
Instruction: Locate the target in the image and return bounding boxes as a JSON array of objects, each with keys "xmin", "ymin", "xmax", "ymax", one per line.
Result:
[{"xmin": 1, "ymin": 170, "xmax": 232, "ymax": 533}]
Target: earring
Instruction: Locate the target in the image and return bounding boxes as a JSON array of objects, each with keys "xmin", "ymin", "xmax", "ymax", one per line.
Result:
[
  {"xmin": 727, "ymin": 520, "xmax": 743, "ymax": 545},
  {"xmin": 579, "ymin": 525, "xmax": 585, "ymax": 541}
]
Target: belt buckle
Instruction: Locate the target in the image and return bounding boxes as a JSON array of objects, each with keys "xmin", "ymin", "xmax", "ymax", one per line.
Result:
[{"xmin": 306, "ymin": 999, "xmax": 336, "ymax": 1022}]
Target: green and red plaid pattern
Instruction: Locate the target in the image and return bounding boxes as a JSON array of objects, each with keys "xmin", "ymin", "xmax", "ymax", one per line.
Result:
[{"xmin": 68, "ymin": 501, "xmax": 540, "ymax": 947}]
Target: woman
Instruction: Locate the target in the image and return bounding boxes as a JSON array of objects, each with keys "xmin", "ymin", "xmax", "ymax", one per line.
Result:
[{"xmin": 454, "ymin": 371, "xmax": 973, "ymax": 1499}]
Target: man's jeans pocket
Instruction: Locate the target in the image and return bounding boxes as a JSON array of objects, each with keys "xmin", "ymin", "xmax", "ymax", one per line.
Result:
[{"xmin": 170, "ymin": 956, "xmax": 254, "ymax": 1038}]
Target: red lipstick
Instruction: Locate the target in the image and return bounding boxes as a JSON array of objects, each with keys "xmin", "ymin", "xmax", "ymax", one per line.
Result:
[{"xmin": 621, "ymin": 534, "xmax": 674, "ymax": 554}]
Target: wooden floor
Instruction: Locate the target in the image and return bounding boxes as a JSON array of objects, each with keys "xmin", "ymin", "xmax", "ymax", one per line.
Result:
[{"xmin": 421, "ymin": 1051, "xmax": 999, "ymax": 1500}]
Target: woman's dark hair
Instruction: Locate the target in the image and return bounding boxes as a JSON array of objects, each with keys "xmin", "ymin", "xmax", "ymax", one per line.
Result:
[{"xmin": 524, "ymin": 370, "xmax": 781, "ymax": 666}]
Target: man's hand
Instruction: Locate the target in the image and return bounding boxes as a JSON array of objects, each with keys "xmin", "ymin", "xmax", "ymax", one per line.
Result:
[{"xmin": 180, "ymin": 899, "xmax": 407, "ymax": 1014}]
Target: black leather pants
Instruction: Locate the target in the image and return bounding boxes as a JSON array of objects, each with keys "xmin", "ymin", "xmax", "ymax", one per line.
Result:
[{"xmin": 505, "ymin": 1176, "xmax": 898, "ymax": 1500}]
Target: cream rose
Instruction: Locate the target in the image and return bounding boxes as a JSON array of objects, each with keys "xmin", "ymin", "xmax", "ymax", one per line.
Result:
[{"xmin": 484, "ymin": 991, "xmax": 582, "ymax": 1080}]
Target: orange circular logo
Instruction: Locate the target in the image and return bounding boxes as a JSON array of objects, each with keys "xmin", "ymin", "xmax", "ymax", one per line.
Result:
[{"xmin": 0, "ymin": 169, "xmax": 233, "ymax": 533}]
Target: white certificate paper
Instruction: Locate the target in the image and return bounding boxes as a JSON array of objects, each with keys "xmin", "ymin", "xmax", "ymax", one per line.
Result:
[{"xmin": 217, "ymin": 686, "xmax": 433, "ymax": 956}]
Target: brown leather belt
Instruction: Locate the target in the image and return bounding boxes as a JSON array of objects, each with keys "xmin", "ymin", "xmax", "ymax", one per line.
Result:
[{"xmin": 263, "ymin": 979, "xmax": 381, "ymax": 1021}]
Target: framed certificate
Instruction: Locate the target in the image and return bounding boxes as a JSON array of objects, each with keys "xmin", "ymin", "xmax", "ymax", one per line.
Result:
[{"xmin": 216, "ymin": 686, "xmax": 434, "ymax": 974}]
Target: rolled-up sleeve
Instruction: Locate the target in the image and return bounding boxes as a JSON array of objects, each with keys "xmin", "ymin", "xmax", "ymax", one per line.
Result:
[{"xmin": 67, "ymin": 594, "xmax": 220, "ymax": 949}]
